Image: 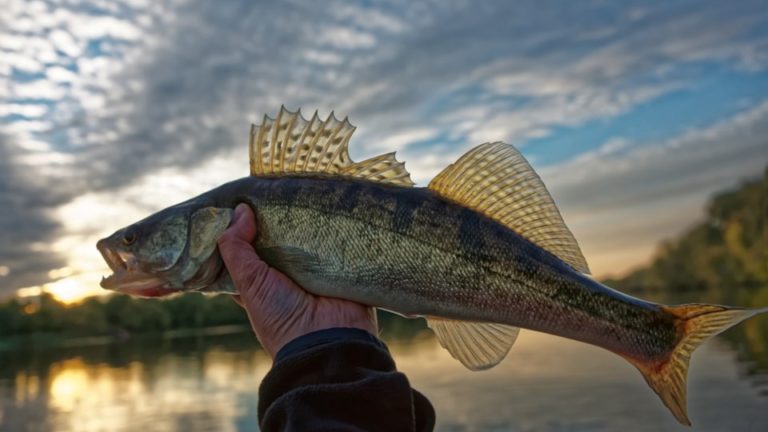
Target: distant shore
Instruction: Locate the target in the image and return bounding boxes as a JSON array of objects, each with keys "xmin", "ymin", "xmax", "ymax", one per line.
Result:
[{"xmin": 0, "ymin": 323, "xmax": 254, "ymax": 352}]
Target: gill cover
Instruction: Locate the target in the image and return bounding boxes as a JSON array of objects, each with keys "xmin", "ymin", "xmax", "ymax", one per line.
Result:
[
  {"xmin": 189, "ymin": 207, "xmax": 233, "ymax": 263},
  {"xmin": 136, "ymin": 213, "xmax": 189, "ymax": 271},
  {"xmin": 166, "ymin": 206, "xmax": 233, "ymax": 288}
]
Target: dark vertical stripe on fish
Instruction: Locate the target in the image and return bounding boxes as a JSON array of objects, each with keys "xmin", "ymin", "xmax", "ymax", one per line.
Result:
[
  {"xmin": 458, "ymin": 208, "xmax": 485, "ymax": 256},
  {"xmin": 391, "ymin": 195, "xmax": 415, "ymax": 234},
  {"xmin": 333, "ymin": 181, "xmax": 362, "ymax": 215}
]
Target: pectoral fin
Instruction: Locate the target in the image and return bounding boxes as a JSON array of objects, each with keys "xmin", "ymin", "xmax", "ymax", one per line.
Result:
[
  {"xmin": 254, "ymin": 246, "xmax": 323, "ymax": 276},
  {"xmin": 427, "ymin": 317, "xmax": 520, "ymax": 370}
]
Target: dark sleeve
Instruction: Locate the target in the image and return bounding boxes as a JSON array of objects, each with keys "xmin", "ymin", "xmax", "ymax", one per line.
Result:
[{"xmin": 257, "ymin": 328, "xmax": 436, "ymax": 432}]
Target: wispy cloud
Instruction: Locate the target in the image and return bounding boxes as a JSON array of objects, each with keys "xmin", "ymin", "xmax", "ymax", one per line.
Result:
[
  {"xmin": 542, "ymin": 102, "xmax": 768, "ymax": 276},
  {"xmin": 0, "ymin": 134, "xmax": 70, "ymax": 290},
  {"xmin": 0, "ymin": 0, "xmax": 767, "ymax": 296}
]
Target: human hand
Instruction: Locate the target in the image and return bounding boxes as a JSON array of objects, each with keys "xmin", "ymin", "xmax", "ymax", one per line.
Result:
[{"xmin": 217, "ymin": 203, "xmax": 378, "ymax": 358}]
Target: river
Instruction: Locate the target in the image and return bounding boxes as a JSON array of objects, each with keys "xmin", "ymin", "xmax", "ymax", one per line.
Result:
[{"xmin": 1, "ymin": 315, "xmax": 766, "ymax": 431}]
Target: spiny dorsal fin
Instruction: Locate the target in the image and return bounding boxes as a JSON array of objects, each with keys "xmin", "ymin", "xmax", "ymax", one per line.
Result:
[
  {"xmin": 250, "ymin": 106, "xmax": 414, "ymax": 187},
  {"xmin": 428, "ymin": 142, "xmax": 590, "ymax": 274},
  {"xmin": 427, "ymin": 317, "xmax": 520, "ymax": 370}
]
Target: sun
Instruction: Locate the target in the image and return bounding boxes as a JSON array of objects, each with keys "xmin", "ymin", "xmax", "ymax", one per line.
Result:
[{"xmin": 43, "ymin": 276, "xmax": 105, "ymax": 304}]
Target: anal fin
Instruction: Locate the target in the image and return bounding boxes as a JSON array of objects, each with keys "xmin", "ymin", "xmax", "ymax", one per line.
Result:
[{"xmin": 427, "ymin": 317, "xmax": 520, "ymax": 370}]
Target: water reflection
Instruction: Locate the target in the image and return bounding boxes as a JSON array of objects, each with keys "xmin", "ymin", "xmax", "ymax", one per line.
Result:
[
  {"xmin": 394, "ymin": 326, "xmax": 768, "ymax": 432},
  {"xmin": 1, "ymin": 315, "xmax": 766, "ymax": 432},
  {"xmin": 1, "ymin": 333, "xmax": 271, "ymax": 432}
]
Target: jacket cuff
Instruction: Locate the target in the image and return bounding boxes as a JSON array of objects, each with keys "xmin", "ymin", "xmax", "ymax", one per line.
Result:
[{"xmin": 274, "ymin": 327, "xmax": 387, "ymax": 364}]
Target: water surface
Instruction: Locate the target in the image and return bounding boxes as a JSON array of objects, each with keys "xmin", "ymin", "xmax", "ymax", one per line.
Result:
[{"xmin": 1, "ymin": 317, "xmax": 766, "ymax": 432}]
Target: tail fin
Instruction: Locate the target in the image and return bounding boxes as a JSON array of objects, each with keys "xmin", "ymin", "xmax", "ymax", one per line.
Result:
[{"xmin": 630, "ymin": 304, "xmax": 767, "ymax": 426}]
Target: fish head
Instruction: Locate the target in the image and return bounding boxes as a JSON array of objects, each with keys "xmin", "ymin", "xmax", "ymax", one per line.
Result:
[{"xmin": 97, "ymin": 203, "xmax": 233, "ymax": 297}]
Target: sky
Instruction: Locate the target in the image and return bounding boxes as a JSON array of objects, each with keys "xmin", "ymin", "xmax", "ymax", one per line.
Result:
[{"xmin": 0, "ymin": 0, "xmax": 767, "ymax": 302}]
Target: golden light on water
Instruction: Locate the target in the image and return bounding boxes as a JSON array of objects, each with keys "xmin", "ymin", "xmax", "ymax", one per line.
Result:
[
  {"xmin": 3, "ymin": 328, "xmax": 767, "ymax": 430},
  {"xmin": 15, "ymin": 373, "xmax": 40, "ymax": 404},
  {"xmin": 7, "ymin": 346, "xmax": 272, "ymax": 431},
  {"xmin": 49, "ymin": 360, "xmax": 90, "ymax": 413}
]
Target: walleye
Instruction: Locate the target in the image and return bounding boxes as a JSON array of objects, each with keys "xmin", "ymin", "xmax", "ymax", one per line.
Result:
[{"xmin": 97, "ymin": 107, "xmax": 766, "ymax": 425}]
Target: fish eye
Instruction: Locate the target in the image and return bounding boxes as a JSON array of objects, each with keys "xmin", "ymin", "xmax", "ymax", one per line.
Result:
[{"xmin": 122, "ymin": 230, "xmax": 137, "ymax": 246}]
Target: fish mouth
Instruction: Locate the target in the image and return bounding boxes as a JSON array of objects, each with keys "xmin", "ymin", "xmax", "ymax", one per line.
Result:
[{"xmin": 97, "ymin": 239, "xmax": 174, "ymax": 297}]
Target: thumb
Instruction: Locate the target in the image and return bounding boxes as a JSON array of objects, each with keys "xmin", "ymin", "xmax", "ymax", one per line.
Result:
[
  {"xmin": 217, "ymin": 203, "xmax": 271, "ymax": 298},
  {"xmin": 224, "ymin": 203, "xmax": 256, "ymax": 242}
]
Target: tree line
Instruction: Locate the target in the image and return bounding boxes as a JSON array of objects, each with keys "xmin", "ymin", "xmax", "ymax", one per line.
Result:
[
  {"xmin": 605, "ymin": 166, "xmax": 768, "ymax": 296},
  {"xmin": 0, "ymin": 291, "xmax": 427, "ymax": 341},
  {"xmin": 604, "ymin": 167, "xmax": 768, "ymax": 373},
  {"xmin": 0, "ymin": 292, "xmax": 250, "ymax": 338}
]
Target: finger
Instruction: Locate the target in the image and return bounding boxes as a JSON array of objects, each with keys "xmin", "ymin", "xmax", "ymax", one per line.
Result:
[{"xmin": 218, "ymin": 204, "xmax": 272, "ymax": 301}]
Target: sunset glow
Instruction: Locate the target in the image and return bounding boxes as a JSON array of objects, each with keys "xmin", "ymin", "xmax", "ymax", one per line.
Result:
[
  {"xmin": 0, "ymin": 2, "xmax": 766, "ymax": 431},
  {"xmin": 1, "ymin": 0, "xmax": 766, "ymax": 306},
  {"xmin": 45, "ymin": 276, "xmax": 105, "ymax": 304}
]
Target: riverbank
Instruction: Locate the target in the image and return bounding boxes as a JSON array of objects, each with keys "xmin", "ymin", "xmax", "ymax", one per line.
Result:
[{"xmin": 0, "ymin": 324, "xmax": 253, "ymax": 352}]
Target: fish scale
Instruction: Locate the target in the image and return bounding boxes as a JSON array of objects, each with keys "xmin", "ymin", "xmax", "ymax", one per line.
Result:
[
  {"xmin": 96, "ymin": 107, "xmax": 767, "ymax": 426},
  {"xmin": 241, "ymin": 176, "xmax": 672, "ymax": 351}
]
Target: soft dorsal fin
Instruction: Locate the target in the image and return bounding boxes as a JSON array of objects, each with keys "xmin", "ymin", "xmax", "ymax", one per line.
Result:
[
  {"xmin": 249, "ymin": 107, "xmax": 414, "ymax": 187},
  {"xmin": 427, "ymin": 317, "xmax": 520, "ymax": 370},
  {"xmin": 428, "ymin": 142, "xmax": 590, "ymax": 274}
]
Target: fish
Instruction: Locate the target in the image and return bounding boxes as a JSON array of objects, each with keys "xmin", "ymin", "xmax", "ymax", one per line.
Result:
[{"xmin": 97, "ymin": 106, "xmax": 766, "ymax": 426}]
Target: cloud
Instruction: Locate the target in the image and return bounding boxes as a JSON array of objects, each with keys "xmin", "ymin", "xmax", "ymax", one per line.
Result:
[
  {"xmin": 330, "ymin": 4, "xmax": 406, "ymax": 33},
  {"xmin": 316, "ymin": 26, "xmax": 378, "ymax": 49},
  {"xmin": 0, "ymin": 103, "xmax": 49, "ymax": 118},
  {"xmin": 541, "ymin": 102, "xmax": 768, "ymax": 276},
  {"xmin": 1, "ymin": 0, "xmax": 768, "ymax": 295},
  {"xmin": 63, "ymin": 0, "xmax": 768, "ymax": 191},
  {"xmin": 0, "ymin": 50, "xmax": 45, "ymax": 74},
  {"xmin": 49, "ymin": 29, "xmax": 82, "ymax": 57},
  {"xmin": 0, "ymin": 134, "xmax": 72, "ymax": 292},
  {"xmin": 46, "ymin": 66, "xmax": 78, "ymax": 83},
  {"xmin": 544, "ymin": 102, "xmax": 768, "ymax": 209}
]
